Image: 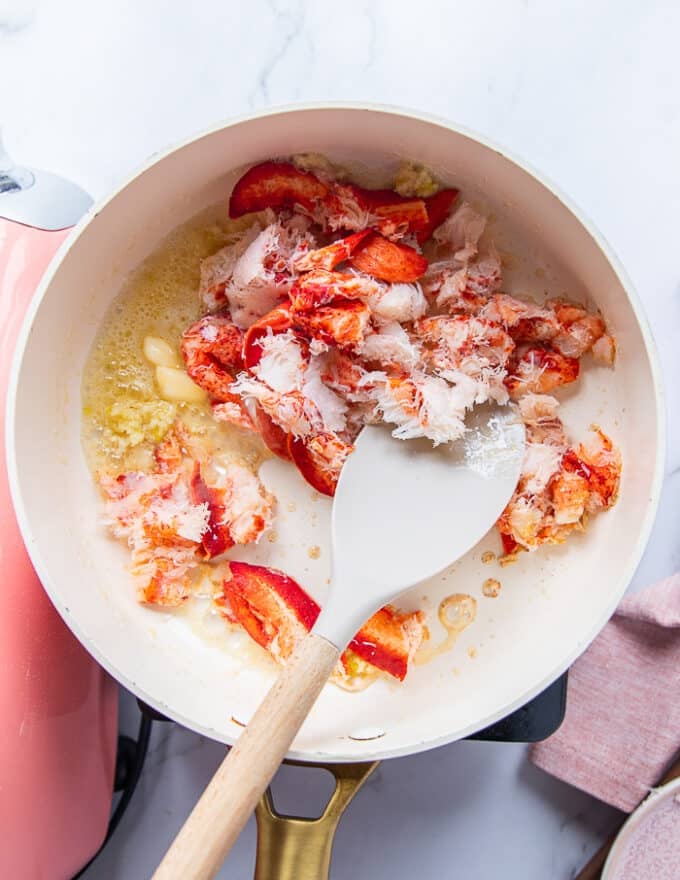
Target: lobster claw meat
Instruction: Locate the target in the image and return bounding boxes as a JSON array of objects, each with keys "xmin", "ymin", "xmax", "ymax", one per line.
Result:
[
  {"xmin": 288, "ymin": 269, "xmax": 373, "ymax": 312},
  {"xmin": 348, "ymin": 232, "xmax": 429, "ymax": 283},
  {"xmin": 219, "ymin": 561, "xmax": 424, "ymax": 681},
  {"xmin": 348, "ymin": 185, "xmax": 428, "ymax": 229},
  {"xmin": 561, "ymin": 430, "xmax": 620, "ymax": 511},
  {"xmin": 418, "ymin": 189, "xmax": 460, "ymax": 243},
  {"xmin": 229, "ymin": 161, "xmax": 329, "ymax": 218},
  {"xmin": 219, "ymin": 561, "xmax": 319, "ymax": 661},
  {"xmin": 255, "ymin": 405, "xmax": 293, "ymax": 461},
  {"xmin": 497, "ymin": 423, "xmax": 620, "ymax": 560},
  {"xmin": 181, "ymin": 314, "xmax": 246, "ymax": 400},
  {"xmin": 287, "ymin": 431, "xmax": 353, "ymax": 497},
  {"xmin": 371, "ymin": 200, "xmax": 429, "ymax": 239},
  {"xmin": 243, "ymin": 302, "xmax": 294, "ymax": 369},
  {"xmin": 321, "ymin": 182, "xmax": 429, "ymax": 239},
  {"xmin": 293, "ymin": 230, "xmax": 371, "ymax": 272},
  {"xmin": 227, "ymin": 162, "xmax": 453, "ymax": 242},
  {"xmin": 345, "ymin": 606, "xmax": 425, "ymax": 681},
  {"xmin": 291, "ymin": 298, "xmax": 371, "ymax": 350},
  {"xmin": 190, "ymin": 462, "xmax": 235, "ymax": 558},
  {"xmin": 505, "ymin": 345, "xmax": 580, "ymax": 398}
]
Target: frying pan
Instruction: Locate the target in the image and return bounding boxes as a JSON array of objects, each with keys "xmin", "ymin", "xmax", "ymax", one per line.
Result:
[{"xmin": 5, "ymin": 106, "xmax": 664, "ymax": 874}]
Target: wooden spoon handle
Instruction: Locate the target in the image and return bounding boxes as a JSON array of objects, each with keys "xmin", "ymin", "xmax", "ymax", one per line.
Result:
[{"xmin": 153, "ymin": 633, "xmax": 340, "ymax": 880}]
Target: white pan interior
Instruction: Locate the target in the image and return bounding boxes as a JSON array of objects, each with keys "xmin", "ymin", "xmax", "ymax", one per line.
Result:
[{"xmin": 7, "ymin": 107, "xmax": 664, "ymax": 761}]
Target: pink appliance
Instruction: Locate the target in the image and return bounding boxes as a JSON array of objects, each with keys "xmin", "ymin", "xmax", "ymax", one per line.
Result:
[{"xmin": 0, "ymin": 139, "xmax": 118, "ymax": 879}]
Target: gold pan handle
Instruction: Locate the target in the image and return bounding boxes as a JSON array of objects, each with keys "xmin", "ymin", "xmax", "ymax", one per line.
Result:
[{"xmin": 254, "ymin": 760, "xmax": 379, "ymax": 880}]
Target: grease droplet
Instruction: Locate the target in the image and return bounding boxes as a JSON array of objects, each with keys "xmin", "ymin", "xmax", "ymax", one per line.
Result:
[
  {"xmin": 482, "ymin": 578, "xmax": 501, "ymax": 598},
  {"xmin": 415, "ymin": 594, "xmax": 477, "ymax": 665}
]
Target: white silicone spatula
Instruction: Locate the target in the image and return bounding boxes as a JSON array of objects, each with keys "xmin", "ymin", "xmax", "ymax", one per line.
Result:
[{"xmin": 153, "ymin": 403, "xmax": 525, "ymax": 880}]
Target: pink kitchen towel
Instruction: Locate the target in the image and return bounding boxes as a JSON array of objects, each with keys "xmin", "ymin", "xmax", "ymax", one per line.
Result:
[{"xmin": 530, "ymin": 574, "xmax": 680, "ymax": 812}]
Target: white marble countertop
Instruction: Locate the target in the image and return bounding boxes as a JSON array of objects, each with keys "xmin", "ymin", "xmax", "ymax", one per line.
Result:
[{"xmin": 2, "ymin": 1, "xmax": 678, "ymax": 877}]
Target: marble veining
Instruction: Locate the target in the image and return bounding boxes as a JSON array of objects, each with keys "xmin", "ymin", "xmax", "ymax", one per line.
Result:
[{"xmin": 2, "ymin": 0, "xmax": 678, "ymax": 876}]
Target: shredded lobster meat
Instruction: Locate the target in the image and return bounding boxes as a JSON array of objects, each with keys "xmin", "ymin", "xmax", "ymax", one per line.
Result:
[
  {"xmin": 99, "ymin": 424, "xmax": 274, "ymax": 604},
  {"xmin": 199, "ymin": 216, "xmax": 317, "ymax": 325},
  {"xmin": 496, "ymin": 395, "xmax": 621, "ymax": 558},
  {"xmin": 99, "ymin": 468, "xmax": 206, "ymax": 607},
  {"xmin": 195, "ymin": 174, "xmax": 616, "ymax": 477},
  {"xmin": 95, "ymin": 156, "xmax": 622, "ymax": 688}
]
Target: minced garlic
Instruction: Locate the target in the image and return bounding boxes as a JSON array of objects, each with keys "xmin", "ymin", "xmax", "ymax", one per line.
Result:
[{"xmin": 394, "ymin": 160, "xmax": 439, "ymax": 198}]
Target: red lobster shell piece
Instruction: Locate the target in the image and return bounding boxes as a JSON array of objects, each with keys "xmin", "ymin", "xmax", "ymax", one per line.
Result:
[
  {"xmin": 349, "ymin": 232, "xmax": 428, "ymax": 283},
  {"xmin": 220, "ymin": 561, "xmax": 423, "ymax": 680},
  {"xmin": 229, "ymin": 161, "xmax": 329, "ymax": 218}
]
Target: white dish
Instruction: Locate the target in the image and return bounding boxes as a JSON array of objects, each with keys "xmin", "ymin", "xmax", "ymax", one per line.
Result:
[{"xmin": 602, "ymin": 776, "xmax": 680, "ymax": 879}]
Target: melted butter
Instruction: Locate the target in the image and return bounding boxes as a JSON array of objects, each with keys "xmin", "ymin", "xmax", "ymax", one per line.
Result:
[
  {"xmin": 81, "ymin": 204, "xmax": 267, "ymax": 474},
  {"xmin": 415, "ymin": 593, "xmax": 477, "ymax": 665},
  {"xmin": 178, "ymin": 592, "xmax": 279, "ymax": 674},
  {"xmin": 331, "ymin": 653, "xmax": 382, "ymax": 692},
  {"xmin": 332, "ymin": 669, "xmax": 381, "ymax": 692}
]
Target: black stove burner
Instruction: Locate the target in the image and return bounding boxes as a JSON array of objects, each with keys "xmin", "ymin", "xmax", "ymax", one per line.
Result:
[{"xmin": 468, "ymin": 672, "xmax": 568, "ymax": 742}]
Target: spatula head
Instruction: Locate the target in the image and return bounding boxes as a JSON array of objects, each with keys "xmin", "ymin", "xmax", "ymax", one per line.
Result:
[{"xmin": 314, "ymin": 403, "xmax": 525, "ymax": 648}]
